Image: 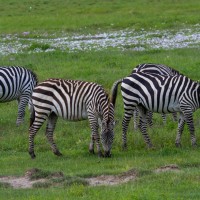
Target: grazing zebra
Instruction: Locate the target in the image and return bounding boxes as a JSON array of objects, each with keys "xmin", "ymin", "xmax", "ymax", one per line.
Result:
[
  {"xmin": 28, "ymin": 78, "xmax": 116, "ymax": 159},
  {"xmin": 0, "ymin": 66, "xmax": 38, "ymax": 125},
  {"xmin": 112, "ymin": 72, "xmax": 200, "ymax": 149},
  {"xmin": 132, "ymin": 63, "xmax": 180, "ymax": 129}
]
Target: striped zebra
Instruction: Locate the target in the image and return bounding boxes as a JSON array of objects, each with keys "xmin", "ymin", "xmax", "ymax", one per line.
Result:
[
  {"xmin": 132, "ymin": 63, "xmax": 180, "ymax": 128},
  {"xmin": 0, "ymin": 66, "xmax": 38, "ymax": 125},
  {"xmin": 28, "ymin": 78, "xmax": 116, "ymax": 159},
  {"xmin": 112, "ymin": 72, "xmax": 200, "ymax": 149}
]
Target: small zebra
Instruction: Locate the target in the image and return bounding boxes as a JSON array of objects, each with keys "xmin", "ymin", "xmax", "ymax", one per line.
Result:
[
  {"xmin": 132, "ymin": 63, "xmax": 180, "ymax": 129},
  {"xmin": 112, "ymin": 72, "xmax": 200, "ymax": 149},
  {"xmin": 0, "ymin": 66, "xmax": 38, "ymax": 125},
  {"xmin": 28, "ymin": 78, "xmax": 116, "ymax": 159}
]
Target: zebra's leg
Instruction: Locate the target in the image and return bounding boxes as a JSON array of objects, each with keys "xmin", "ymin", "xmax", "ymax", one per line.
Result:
[
  {"xmin": 133, "ymin": 108, "xmax": 139, "ymax": 130},
  {"xmin": 138, "ymin": 107, "xmax": 153, "ymax": 148},
  {"xmin": 172, "ymin": 112, "xmax": 178, "ymax": 122},
  {"xmin": 147, "ymin": 111, "xmax": 153, "ymax": 127},
  {"xmin": 184, "ymin": 112, "xmax": 197, "ymax": 147},
  {"xmin": 175, "ymin": 113, "xmax": 185, "ymax": 147},
  {"xmin": 161, "ymin": 113, "xmax": 167, "ymax": 124},
  {"xmin": 45, "ymin": 113, "xmax": 62, "ymax": 156},
  {"xmin": 122, "ymin": 111, "xmax": 132, "ymax": 150},
  {"xmin": 16, "ymin": 94, "xmax": 29, "ymax": 126},
  {"xmin": 88, "ymin": 114, "xmax": 102, "ymax": 157},
  {"xmin": 28, "ymin": 113, "xmax": 47, "ymax": 159}
]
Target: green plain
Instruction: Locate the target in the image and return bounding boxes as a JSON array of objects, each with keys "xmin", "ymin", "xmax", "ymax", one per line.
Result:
[{"xmin": 1, "ymin": 0, "xmax": 200, "ymax": 199}]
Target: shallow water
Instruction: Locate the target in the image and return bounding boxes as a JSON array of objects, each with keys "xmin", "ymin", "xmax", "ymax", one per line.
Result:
[{"xmin": 0, "ymin": 25, "xmax": 200, "ymax": 56}]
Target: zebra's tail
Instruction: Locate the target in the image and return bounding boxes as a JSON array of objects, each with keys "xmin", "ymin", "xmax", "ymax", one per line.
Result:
[
  {"xmin": 28, "ymin": 98, "xmax": 35, "ymax": 128},
  {"xmin": 110, "ymin": 79, "xmax": 123, "ymax": 107}
]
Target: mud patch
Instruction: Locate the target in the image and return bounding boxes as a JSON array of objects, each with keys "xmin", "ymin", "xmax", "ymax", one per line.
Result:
[
  {"xmin": 86, "ymin": 169, "xmax": 137, "ymax": 186},
  {"xmin": 154, "ymin": 164, "xmax": 180, "ymax": 173}
]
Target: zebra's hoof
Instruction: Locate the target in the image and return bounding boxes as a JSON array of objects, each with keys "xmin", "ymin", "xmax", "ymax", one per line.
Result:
[
  {"xmin": 98, "ymin": 151, "xmax": 104, "ymax": 157},
  {"xmin": 29, "ymin": 151, "xmax": 36, "ymax": 159},
  {"xmin": 175, "ymin": 142, "xmax": 181, "ymax": 148},
  {"xmin": 122, "ymin": 145, "xmax": 127, "ymax": 151},
  {"xmin": 192, "ymin": 143, "xmax": 197, "ymax": 148},
  {"xmin": 54, "ymin": 150, "xmax": 62, "ymax": 156},
  {"xmin": 89, "ymin": 149, "xmax": 95, "ymax": 154},
  {"xmin": 104, "ymin": 151, "xmax": 111, "ymax": 158},
  {"xmin": 147, "ymin": 144, "xmax": 154, "ymax": 149}
]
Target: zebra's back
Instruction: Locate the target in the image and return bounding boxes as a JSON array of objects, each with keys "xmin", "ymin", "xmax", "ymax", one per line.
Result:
[
  {"xmin": 121, "ymin": 72, "xmax": 199, "ymax": 113},
  {"xmin": 32, "ymin": 79, "xmax": 109, "ymax": 121},
  {"xmin": 132, "ymin": 63, "xmax": 180, "ymax": 76}
]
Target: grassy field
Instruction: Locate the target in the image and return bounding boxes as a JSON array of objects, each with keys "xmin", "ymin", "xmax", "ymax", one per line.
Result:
[{"xmin": 1, "ymin": 0, "xmax": 200, "ymax": 199}]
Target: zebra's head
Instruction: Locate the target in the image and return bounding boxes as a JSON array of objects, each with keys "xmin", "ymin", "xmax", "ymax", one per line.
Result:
[{"xmin": 101, "ymin": 103, "xmax": 115, "ymax": 157}]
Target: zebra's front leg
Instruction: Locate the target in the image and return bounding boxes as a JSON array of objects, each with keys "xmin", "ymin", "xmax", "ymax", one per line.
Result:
[
  {"xmin": 122, "ymin": 113, "xmax": 132, "ymax": 150},
  {"xmin": 175, "ymin": 113, "xmax": 185, "ymax": 147},
  {"xmin": 88, "ymin": 114, "xmax": 103, "ymax": 157},
  {"xmin": 172, "ymin": 112, "xmax": 178, "ymax": 122},
  {"xmin": 89, "ymin": 135, "xmax": 95, "ymax": 154},
  {"xmin": 46, "ymin": 113, "xmax": 62, "ymax": 156}
]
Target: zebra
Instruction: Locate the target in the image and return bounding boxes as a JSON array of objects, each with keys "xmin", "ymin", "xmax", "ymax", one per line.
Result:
[
  {"xmin": 0, "ymin": 66, "xmax": 38, "ymax": 126},
  {"xmin": 28, "ymin": 78, "xmax": 116, "ymax": 159},
  {"xmin": 132, "ymin": 63, "xmax": 180, "ymax": 129},
  {"xmin": 112, "ymin": 72, "xmax": 200, "ymax": 149}
]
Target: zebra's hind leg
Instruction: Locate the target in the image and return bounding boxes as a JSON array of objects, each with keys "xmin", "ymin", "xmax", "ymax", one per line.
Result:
[
  {"xmin": 16, "ymin": 95, "xmax": 29, "ymax": 126},
  {"xmin": 147, "ymin": 111, "xmax": 153, "ymax": 127},
  {"xmin": 184, "ymin": 112, "xmax": 197, "ymax": 147},
  {"xmin": 175, "ymin": 113, "xmax": 185, "ymax": 147},
  {"xmin": 45, "ymin": 113, "xmax": 62, "ymax": 156},
  {"xmin": 161, "ymin": 113, "xmax": 167, "ymax": 124},
  {"xmin": 138, "ymin": 107, "xmax": 153, "ymax": 148},
  {"xmin": 29, "ymin": 113, "xmax": 47, "ymax": 159},
  {"xmin": 133, "ymin": 108, "xmax": 139, "ymax": 130},
  {"xmin": 122, "ymin": 112, "xmax": 132, "ymax": 150}
]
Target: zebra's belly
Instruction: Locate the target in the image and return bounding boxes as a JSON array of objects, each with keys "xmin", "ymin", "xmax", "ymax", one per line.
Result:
[
  {"xmin": 152, "ymin": 101, "xmax": 180, "ymax": 113},
  {"xmin": 59, "ymin": 106, "xmax": 88, "ymax": 121},
  {"xmin": 0, "ymin": 86, "xmax": 19, "ymax": 102}
]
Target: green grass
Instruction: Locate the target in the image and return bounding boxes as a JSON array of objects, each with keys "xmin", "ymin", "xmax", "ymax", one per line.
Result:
[
  {"xmin": 1, "ymin": 0, "xmax": 200, "ymax": 199},
  {"xmin": 1, "ymin": 0, "xmax": 200, "ymax": 34}
]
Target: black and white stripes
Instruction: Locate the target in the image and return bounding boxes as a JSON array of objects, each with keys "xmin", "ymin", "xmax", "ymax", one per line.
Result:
[
  {"xmin": 29, "ymin": 79, "xmax": 116, "ymax": 158},
  {"xmin": 112, "ymin": 71, "xmax": 200, "ymax": 149},
  {"xmin": 0, "ymin": 66, "xmax": 38, "ymax": 125},
  {"xmin": 132, "ymin": 63, "xmax": 180, "ymax": 127}
]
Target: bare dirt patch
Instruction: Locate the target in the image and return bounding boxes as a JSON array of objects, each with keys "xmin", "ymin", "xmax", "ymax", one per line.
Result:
[
  {"xmin": 154, "ymin": 164, "xmax": 180, "ymax": 173},
  {"xmin": 0, "ymin": 175, "xmax": 46, "ymax": 189},
  {"xmin": 0, "ymin": 165, "xmax": 180, "ymax": 189},
  {"xmin": 86, "ymin": 169, "xmax": 137, "ymax": 186}
]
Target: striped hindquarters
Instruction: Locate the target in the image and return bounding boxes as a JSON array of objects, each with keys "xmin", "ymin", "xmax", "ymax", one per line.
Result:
[{"xmin": 0, "ymin": 66, "xmax": 38, "ymax": 102}]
